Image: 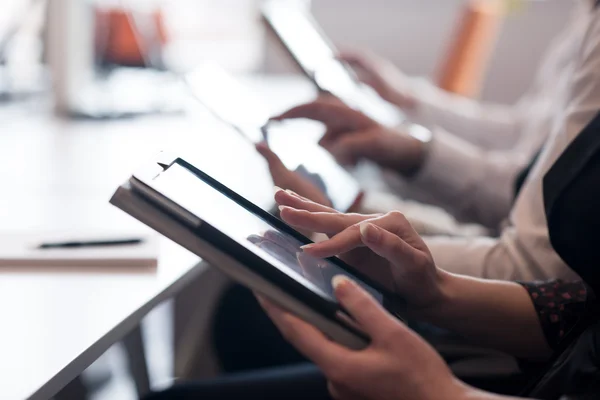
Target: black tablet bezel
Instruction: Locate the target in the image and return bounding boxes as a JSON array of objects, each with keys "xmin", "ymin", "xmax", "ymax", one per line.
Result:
[{"xmin": 131, "ymin": 156, "xmax": 399, "ymax": 336}]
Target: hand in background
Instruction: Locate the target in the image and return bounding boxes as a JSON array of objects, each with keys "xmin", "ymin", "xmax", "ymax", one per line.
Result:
[
  {"xmin": 272, "ymin": 100, "xmax": 425, "ymax": 173},
  {"xmin": 256, "ymin": 142, "xmax": 333, "ymax": 208},
  {"xmin": 338, "ymin": 50, "xmax": 417, "ymax": 111}
]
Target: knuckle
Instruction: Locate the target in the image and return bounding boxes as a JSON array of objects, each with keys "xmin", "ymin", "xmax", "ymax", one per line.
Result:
[
  {"xmin": 300, "ymin": 209, "xmax": 315, "ymax": 219},
  {"xmin": 386, "ymin": 210, "xmax": 408, "ymax": 224},
  {"xmin": 292, "ymin": 209, "xmax": 311, "ymax": 219},
  {"xmin": 349, "ymin": 222, "xmax": 363, "ymax": 233},
  {"xmin": 333, "ymin": 213, "xmax": 351, "ymax": 227},
  {"xmin": 414, "ymin": 252, "xmax": 434, "ymax": 269}
]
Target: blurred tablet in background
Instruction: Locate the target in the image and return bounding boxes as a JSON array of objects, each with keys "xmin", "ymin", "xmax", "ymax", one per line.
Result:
[
  {"xmin": 261, "ymin": 0, "xmax": 403, "ymax": 126},
  {"xmin": 184, "ymin": 63, "xmax": 363, "ymax": 213}
]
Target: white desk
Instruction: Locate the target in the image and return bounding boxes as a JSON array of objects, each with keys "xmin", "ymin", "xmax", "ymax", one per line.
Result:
[{"xmin": 0, "ymin": 76, "xmax": 315, "ymax": 400}]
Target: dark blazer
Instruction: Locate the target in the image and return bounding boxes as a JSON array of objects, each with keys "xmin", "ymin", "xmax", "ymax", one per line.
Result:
[{"xmin": 527, "ymin": 111, "xmax": 600, "ymax": 399}]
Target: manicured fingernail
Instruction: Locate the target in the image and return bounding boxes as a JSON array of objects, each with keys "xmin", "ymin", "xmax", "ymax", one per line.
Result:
[
  {"xmin": 286, "ymin": 189, "xmax": 300, "ymax": 198},
  {"xmin": 360, "ymin": 223, "xmax": 380, "ymax": 243},
  {"xmin": 332, "ymin": 275, "xmax": 354, "ymax": 293},
  {"xmin": 301, "ymin": 243, "xmax": 315, "ymax": 250},
  {"xmin": 274, "ymin": 186, "xmax": 284, "ymax": 194},
  {"xmin": 278, "ymin": 205, "xmax": 288, "ymax": 213}
]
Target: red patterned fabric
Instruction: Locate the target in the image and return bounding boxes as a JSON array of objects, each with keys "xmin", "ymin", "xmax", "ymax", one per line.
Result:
[{"xmin": 519, "ymin": 280, "xmax": 591, "ymax": 349}]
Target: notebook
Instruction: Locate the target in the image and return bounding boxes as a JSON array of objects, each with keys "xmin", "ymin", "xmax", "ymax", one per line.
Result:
[{"xmin": 0, "ymin": 232, "xmax": 159, "ymax": 268}]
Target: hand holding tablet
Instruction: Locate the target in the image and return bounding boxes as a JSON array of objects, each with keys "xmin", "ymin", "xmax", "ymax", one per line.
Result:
[
  {"xmin": 257, "ymin": 275, "xmax": 458, "ymax": 400},
  {"xmin": 112, "ymin": 154, "xmax": 400, "ymax": 349}
]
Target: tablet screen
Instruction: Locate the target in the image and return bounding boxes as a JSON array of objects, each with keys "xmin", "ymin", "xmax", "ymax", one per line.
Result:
[
  {"xmin": 151, "ymin": 161, "xmax": 383, "ymax": 304},
  {"xmin": 184, "ymin": 64, "xmax": 362, "ymax": 213},
  {"xmin": 185, "ymin": 64, "xmax": 269, "ymax": 142},
  {"xmin": 263, "ymin": 3, "xmax": 360, "ymax": 102},
  {"xmin": 262, "ymin": 1, "xmax": 403, "ymax": 126}
]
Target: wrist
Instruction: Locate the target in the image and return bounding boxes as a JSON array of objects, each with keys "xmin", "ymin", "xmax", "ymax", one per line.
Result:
[{"xmin": 408, "ymin": 269, "xmax": 456, "ymax": 320}]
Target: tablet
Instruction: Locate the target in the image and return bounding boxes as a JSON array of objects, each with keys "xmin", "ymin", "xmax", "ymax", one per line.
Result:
[
  {"xmin": 126, "ymin": 155, "xmax": 401, "ymax": 349},
  {"xmin": 184, "ymin": 63, "xmax": 363, "ymax": 213},
  {"xmin": 261, "ymin": 0, "xmax": 403, "ymax": 126}
]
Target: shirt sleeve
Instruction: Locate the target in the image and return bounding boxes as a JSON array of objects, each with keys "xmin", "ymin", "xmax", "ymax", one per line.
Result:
[
  {"xmin": 421, "ymin": 11, "xmax": 600, "ymax": 286},
  {"xmin": 407, "ymin": 127, "xmax": 532, "ymax": 228},
  {"xmin": 518, "ymin": 280, "xmax": 592, "ymax": 350},
  {"xmin": 359, "ymin": 191, "xmax": 489, "ymax": 237},
  {"xmin": 404, "ymin": 78, "xmax": 521, "ymax": 150}
]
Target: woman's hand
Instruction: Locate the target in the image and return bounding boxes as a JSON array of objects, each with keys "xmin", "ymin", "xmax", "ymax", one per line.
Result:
[
  {"xmin": 338, "ymin": 50, "xmax": 417, "ymax": 110},
  {"xmin": 256, "ymin": 142, "xmax": 333, "ymax": 208},
  {"xmin": 275, "ymin": 189, "xmax": 448, "ymax": 309},
  {"xmin": 275, "ymin": 189, "xmax": 553, "ymax": 361},
  {"xmin": 272, "ymin": 100, "xmax": 426, "ymax": 174},
  {"xmin": 258, "ymin": 276, "xmax": 471, "ymax": 400}
]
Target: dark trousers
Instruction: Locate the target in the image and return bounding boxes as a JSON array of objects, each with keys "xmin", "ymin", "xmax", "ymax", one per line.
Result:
[
  {"xmin": 148, "ymin": 284, "xmax": 531, "ymax": 399},
  {"xmin": 145, "ymin": 364, "xmax": 330, "ymax": 400},
  {"xmin": 213, "ymin": 284, "xmax": 308, "ymax": 373},
  {"xmin": 210, "ymin": 284, "xmax": 532, "ymax": 395}
]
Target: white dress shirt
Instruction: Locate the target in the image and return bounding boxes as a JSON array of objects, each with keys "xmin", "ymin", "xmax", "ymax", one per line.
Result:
[
  {"xmin": 400, "ymin": 1, "xmax": 586, "ymax": 229},
  {"xmin": 360, "ymin": 1, "xmax": 586, "ymax": 238},
  {"xmin": 422, "ymin": 0, "xmax": 600, "ymax": 281}
]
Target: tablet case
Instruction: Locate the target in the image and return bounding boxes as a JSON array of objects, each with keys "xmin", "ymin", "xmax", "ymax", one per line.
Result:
[{"xmin": 110, "ymin": 182, "xmax": 368, "ymax": 350}]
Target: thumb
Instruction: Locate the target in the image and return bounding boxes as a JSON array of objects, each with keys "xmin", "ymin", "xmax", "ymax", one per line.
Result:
[
  {"xmin": 332, "ymin": 275, "xmax": 398, "ymax": 338},
  {"xmin": 326, "ymin": 130, "xmax": 381, "ymax": 166}
]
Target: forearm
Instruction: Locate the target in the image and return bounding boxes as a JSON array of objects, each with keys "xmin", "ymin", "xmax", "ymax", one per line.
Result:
[
  {"xmin": 404, "ymin": 78, "xmax": 519, "ymax": 149},
  {"xmin": 414, "ymin": 271, "xmax": 551, "ymax": 360},
  {"xmin": 408, "ymin": 129, "xmax": 520, "ymax": 229}
]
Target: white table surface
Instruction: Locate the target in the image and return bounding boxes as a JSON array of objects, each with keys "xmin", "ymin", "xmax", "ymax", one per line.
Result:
[{"xmin": 0, "ymin": 75, "xmax": 316, "ymax": 400}]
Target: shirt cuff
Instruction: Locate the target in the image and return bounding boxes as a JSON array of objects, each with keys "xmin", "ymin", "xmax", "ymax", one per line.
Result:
[{"xmin": 518, "ymin": 280, "xmax": 590, "ymax": 350}]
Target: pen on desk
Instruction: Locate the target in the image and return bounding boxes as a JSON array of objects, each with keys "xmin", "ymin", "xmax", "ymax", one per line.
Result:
[{"xmin": 37, "ymin": 238, "xmax": 144, "ymax": 249}]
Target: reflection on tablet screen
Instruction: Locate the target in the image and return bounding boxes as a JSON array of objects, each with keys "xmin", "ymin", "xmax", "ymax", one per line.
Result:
[
  {"xmin": 247, "ymin": 229, "xmax": 382, "ymax": 301},
  {"xmin": 151, "ymin": 162, "xmax": 383, "ymax": 304}
]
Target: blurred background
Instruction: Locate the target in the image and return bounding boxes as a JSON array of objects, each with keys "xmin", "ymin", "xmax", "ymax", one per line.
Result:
[{"xmin": 0, "ymin": 0, "xmax": 571, "ymax": 109}]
